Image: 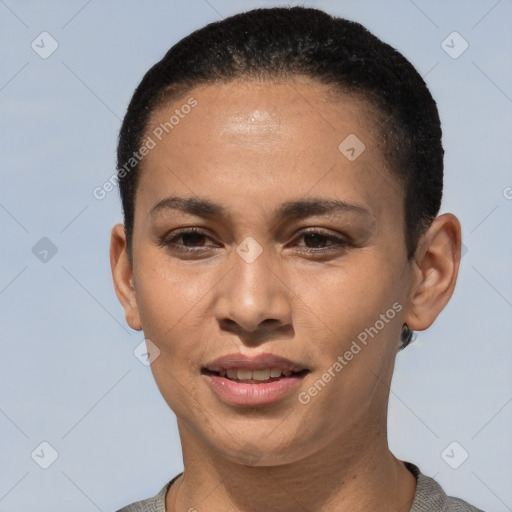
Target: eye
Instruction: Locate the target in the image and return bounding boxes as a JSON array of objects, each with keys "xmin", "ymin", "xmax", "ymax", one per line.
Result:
[
  {"xmin": 158, "ymin": 228, "xmax": 218, "ymax": 253},
  {"xmin": 292, "ymin": 230, "xmax": 350, "ymax": 252}
]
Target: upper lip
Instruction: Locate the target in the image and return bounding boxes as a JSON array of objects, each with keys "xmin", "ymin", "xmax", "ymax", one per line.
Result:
[{"xmin": 203, "ymin": 352, "xmax": 308, "ymax": 373}]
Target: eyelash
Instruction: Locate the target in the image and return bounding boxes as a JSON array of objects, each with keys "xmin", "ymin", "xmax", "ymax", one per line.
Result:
[{"xmin": 158, "ymin": 227, "xmax": 350, "ymax": 255}]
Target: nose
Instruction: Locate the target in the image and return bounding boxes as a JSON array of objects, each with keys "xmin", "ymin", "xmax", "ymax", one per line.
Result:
[{"xmin": 214, "ymin": 243, "xmax": 293, "ymax": 342}]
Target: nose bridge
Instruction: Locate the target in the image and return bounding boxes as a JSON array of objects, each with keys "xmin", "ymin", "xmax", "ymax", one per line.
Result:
[{"xmin": 215, "ymin": 236, "xmax": 291, "ymax": 333}]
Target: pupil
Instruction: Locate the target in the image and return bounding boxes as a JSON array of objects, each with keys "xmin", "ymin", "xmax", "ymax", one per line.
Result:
[
  {"xmin": 305, "ymin": 233, "xmax": 325, "ymax": 248},
  {"xmin": 184, "ymin": 233, "xmax": 204, "ymax": 246}
]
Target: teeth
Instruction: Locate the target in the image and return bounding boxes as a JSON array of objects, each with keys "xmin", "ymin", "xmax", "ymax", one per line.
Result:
[
  {"xmin": 219, "ymin": 367, "xmax": 296, "ymax": 381},
  {"xmin": 226, "ymin": 368, "xmax": 238, "ymax": 379},
  {"xmin": 237, "ymin": 369, "xmax": 253, "ymax": 380},
  {"xmin": 270, "ymin": 367, "xmax": 282, "ymax": 378},
  {"xmin": 252, "ymin": 369, "xmax": 270, "ymax": 381}
]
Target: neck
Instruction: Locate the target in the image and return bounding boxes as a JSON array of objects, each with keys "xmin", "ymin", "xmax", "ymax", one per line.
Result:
[{"xmin": 166, "ymin": 420, "xmax": 416, "ymax": 512}]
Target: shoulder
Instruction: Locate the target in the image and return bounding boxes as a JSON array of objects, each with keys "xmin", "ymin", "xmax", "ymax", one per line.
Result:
[
  {"xmin": 115, "ymin": 473, "xmax": 182, "ymax": 512},
  {"xmin": 407, "ymin": 462, "xmax": 486, "ymax": 512}
]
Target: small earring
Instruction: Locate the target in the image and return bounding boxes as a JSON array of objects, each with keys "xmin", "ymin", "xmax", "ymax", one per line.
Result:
[{"xmin": 399, "ymin": 324, "xmax": 415, "ymax": 350}]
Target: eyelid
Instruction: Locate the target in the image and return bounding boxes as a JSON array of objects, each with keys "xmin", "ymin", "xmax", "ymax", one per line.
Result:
[
  {"xmin": 158, "ymin": 227, "xmax": 217, "ymax": 247},
  {"xmin": 295, "ymin": 227, "xmax": 348, "ymax": 239},
  {"xmin": 290, "ymin": 229, "xmax": 350, "ymax": 249}
]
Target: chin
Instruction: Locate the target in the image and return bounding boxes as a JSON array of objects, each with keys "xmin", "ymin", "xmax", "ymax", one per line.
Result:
[{"xmin": 200, "ymin": 424, "xmax": 318, "ymax": 468}]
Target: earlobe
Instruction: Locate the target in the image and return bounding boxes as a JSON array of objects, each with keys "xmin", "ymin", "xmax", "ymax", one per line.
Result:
[
  {"xmin": 110, "ymin": 223, "xmax": 143, "ymax": 331},
  {"xmin": 404, "ymin": 213, "xmax": 462, "ymax": 332}
]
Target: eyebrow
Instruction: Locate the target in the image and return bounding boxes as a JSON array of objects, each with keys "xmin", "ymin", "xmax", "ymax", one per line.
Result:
[{"xmin": 150, "ymin": 195, "xmax": 372, "ymax": 221}]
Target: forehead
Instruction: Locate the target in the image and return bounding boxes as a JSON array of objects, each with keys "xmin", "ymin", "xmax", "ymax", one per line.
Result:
[
  {"xmin": 136, "ymin": 79, "xmax": 402, "ymax": 222},
  {"xmin": 149, "ymin": 78, "xmax": 376, "ymax": 148}
]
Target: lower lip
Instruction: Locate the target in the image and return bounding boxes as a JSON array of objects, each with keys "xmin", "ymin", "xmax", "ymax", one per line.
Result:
[{"xmin": 203, "ymin": 372, "xmax": 307, "ymax": 406}]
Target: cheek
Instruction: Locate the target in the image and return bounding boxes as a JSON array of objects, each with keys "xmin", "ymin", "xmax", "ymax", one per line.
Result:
[
  {"xmin": 293, "ymin": 258, "xmax": 404, "ymax": 410},
  {"xmin": 135, "ymin": 244, "xmax": 212, "ymax": 310},
  {"xmin": 292, "ymin": 257, "xmax": 402, "ymax": 350},
  {"xmin": 132, "ymin": 252, "xmax": 211, "ymax": 359},
  {"xmin": 132, "ymin": 254, "xmax": 214, "ymax": 417}
]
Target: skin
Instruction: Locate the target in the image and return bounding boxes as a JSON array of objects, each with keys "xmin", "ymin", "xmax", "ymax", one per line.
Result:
[{"xmin": 110, "ymin": 78, "xmax": 462, "ymax": 512}]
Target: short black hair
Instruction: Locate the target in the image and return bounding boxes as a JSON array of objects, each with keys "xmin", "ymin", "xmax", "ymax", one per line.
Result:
[{"xmin": 116, "ymin": 6, "xmax": 443, "ymax": 348}]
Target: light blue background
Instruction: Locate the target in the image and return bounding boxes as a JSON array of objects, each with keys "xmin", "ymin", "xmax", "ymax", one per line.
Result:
[{"xmin": 1, "ymin": 1, "xmax": 511, "ymax": 511}]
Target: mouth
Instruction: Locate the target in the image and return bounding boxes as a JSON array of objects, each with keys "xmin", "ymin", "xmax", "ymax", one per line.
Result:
[
  {"xmin": 201, "ymin": 353, "xmax": 310, "ymax": 406},
  {"xmin": 201, "ymin": 367, "xmax": 310, "ymax": 384}
]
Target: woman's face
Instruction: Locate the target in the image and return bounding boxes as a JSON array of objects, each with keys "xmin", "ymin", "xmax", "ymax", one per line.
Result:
[{"xmin": 123, "ymin": 79, "xmax": 414, "ymax": 464}]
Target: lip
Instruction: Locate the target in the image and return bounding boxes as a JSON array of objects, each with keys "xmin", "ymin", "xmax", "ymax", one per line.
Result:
[
  {"xmin": 203, "ymin": 352, "xmax": 308, "ymax": 372},
  {"xmin": 202, "ymin": 352, "xmax": 309, "ymax": 407}
]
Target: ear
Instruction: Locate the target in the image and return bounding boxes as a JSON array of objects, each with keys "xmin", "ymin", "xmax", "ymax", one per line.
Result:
[
  {"xmin": 404, "ymin": 213, "xmax": 462, "ymax": 332},
  {"xmin": 110, "ymin": 223, "xmax": 142, "ymax": 331}
]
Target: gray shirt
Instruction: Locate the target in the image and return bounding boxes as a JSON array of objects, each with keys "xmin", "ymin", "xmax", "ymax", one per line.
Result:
[{"xmin": 116, "ymin": 462, "xmax": 484, "ymax": 512}]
